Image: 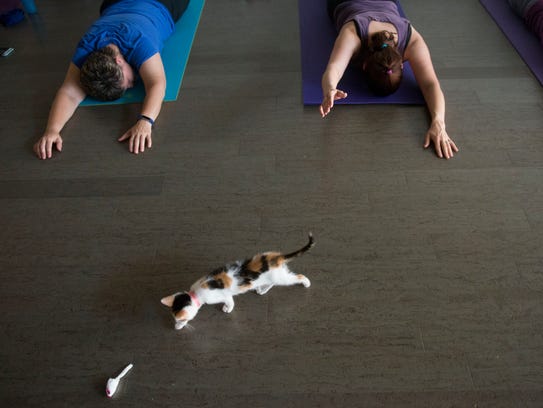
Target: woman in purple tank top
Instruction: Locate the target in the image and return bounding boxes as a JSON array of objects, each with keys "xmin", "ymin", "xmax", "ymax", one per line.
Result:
[{"xmin": 321, "ymin": 0, "xmax": 458, "ymax": 160}]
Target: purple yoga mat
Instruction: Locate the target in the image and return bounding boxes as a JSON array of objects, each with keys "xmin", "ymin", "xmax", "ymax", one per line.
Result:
[
  {"xmin": 480, "ymin": 0, "xmax": 543, "ymax": 86},
  {"xmin": 298, "ymin": 0, "xmax": 424, "ymax": 105}
]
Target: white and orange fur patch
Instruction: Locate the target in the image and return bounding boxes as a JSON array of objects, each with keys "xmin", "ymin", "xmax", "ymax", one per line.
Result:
[{"xmin": 161, "ymin": 233, "xmax": 314, "ymax": 330}]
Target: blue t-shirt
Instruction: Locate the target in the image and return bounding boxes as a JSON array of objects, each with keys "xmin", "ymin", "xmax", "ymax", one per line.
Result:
[{"xmin": 72, "ymin": 0, "xmax": 174, "ymax": 71}]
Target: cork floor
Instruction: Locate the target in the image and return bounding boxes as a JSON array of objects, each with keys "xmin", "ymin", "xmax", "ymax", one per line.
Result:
[{"xmin": 1, "ymin": 0, "xmax": 542, "ymax": 407}]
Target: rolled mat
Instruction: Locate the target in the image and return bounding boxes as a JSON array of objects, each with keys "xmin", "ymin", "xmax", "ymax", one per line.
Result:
[{"xmin": 480, "ymin": 0, "xmax": 543, "ymax": 86}]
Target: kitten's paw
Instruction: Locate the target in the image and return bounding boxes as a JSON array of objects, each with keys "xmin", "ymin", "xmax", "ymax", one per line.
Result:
[
  {"xmin": 256, "ymin": 285, "xmax": 272, "ymax": 295},
  {"xmin": 222, "ymin": 304, "xmax": 234, "ymax": 313},
  {"xmin": 298, "ymin": 274, "xmax": 311, "ymax": 288}
]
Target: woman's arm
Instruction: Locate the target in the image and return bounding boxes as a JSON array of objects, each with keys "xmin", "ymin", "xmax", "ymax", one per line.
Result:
[
  {"xmin": 404, "ymin": 27, "xmax": 458, "ymax": 159},
  {"xmin": 33, "ymin": 63, "xmax": 86, "ymax": 159},
  {"xmin": 320, "ymin": 22, "xmax": 360, "ymax": 117},
  {"xmin": 118, "ymin": 53, "xmax": 166, "ymax": 154}
]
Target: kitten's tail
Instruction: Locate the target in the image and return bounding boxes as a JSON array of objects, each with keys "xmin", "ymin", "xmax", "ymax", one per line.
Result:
[{"xmin": 283, "ymin": 233, "xmax": 315, "ymax": 261}]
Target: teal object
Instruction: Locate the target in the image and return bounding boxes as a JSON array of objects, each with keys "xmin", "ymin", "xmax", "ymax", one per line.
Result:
[
  {"xmin": 21, "ymin": 0, "xmax": 37, "ymax": 14},
  {"xmin": 80, "ymin": 0, "xmax": 205, "ymax": 107}
]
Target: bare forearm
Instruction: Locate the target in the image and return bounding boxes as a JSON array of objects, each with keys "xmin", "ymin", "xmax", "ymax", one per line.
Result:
[
  {"xmin": 322, "ymin": 22, "xmax": 358, "ymax": 95},
  {"xmin": 141, "ymin": 82, "xmax": 165, "ymax": 120},
  {"xmin": 34, "ymin": 87, "xmax": 83, "ymax": 159},
  {"xmin": 117, "ymin": 80, "xmax": 165, "ymax": 154},
  {"xmin": 421, "ymin": 82, "xmax": 446, "ymax": 123},
  {"xmin": 421, "ymin": 81, "xmax": 458, "ymax": 159},
  {"xmin": 322, "ymin": 65, "xmax": 344, "ymax": 94},
  {"xmin": 46, "ymin": 88, "xmax": 84, "ymax": 134}
]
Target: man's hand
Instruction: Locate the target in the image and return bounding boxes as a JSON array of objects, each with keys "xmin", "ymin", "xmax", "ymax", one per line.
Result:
[
  {"xmin": 424, "ymin": 119, "xmax": 458, "ymax": 159},
  {"xmin": 118, "ymin": 120, "xmax": 153, "ymax": 154},
  {"xmin": 34, "ymin": 131, "xmax": 63, "ymax": 159}
]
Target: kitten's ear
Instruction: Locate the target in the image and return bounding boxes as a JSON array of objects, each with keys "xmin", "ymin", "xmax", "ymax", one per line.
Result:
[{"xmin": 161, "ymin": 295, "xmax": 175, "ymax": 307}]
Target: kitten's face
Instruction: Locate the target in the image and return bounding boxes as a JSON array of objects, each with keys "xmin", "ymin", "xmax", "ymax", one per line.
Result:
[{"xmin": 161, "ymin": 292, "xmax": 199, "ymax": 330}]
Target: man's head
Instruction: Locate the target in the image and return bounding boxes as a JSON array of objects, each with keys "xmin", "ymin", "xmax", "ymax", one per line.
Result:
[{"xmin": 80, "ymin": 46, "xmax": 135, "ymax": 101}]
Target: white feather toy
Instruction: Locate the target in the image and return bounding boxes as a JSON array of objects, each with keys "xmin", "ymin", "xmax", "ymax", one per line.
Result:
[{"xmin": 106, "ymin": 363, "xmax": 133, "ymax": 398}]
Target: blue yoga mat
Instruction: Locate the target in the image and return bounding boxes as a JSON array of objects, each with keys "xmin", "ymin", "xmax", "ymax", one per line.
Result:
[
  {"xmin": 80, "ymin": 0, "xmax": 205, "ymax": 106},
  {"xmin": 298, "ymin": 0, "xmax": 424, "ymax": 105},
  {"xmin": 480, "ymin": 0, "xmax": 543, "ymax": 86}
]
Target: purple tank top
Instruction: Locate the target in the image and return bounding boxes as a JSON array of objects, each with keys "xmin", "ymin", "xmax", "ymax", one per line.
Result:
[{"xmin": 332, "ymin": 0, "xmax": 411, "ymax": 56}]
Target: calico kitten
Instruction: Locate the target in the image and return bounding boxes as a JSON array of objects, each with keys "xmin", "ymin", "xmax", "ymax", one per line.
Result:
[{"xmin": 161, "ymin": 233, "xmax": 314, "ymax": 330}]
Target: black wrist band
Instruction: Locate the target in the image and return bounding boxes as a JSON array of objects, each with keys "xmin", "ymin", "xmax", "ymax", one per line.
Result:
[{"xmin": 138, "ymin": 114, "xmax": 155, "ymax": 126}]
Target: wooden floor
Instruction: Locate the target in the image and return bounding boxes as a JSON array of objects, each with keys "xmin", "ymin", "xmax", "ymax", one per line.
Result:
[{"xmin": 1, "ymin": 0, "xmax": 543, "ymax": 406}]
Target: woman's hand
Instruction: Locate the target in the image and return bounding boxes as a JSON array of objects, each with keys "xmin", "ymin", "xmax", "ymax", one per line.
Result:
[
  {"xmin": 320, "ymin": 89, "xmax": 348, "ymax": 118},
  {"xmin": 424, "ymin": 119, "xmax": 458, "ymax": 159},
  {"xmin": 118, "ymin": 120, "xmax": 153, "ymax": 154},
  {"xmin": 34, "ymin": 131, "xmax": 63, "ymax": 159}
]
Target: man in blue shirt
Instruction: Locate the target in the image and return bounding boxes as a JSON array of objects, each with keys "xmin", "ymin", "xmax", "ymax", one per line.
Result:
[{"xmin": 34, "ymin": 0, "xmax": 189, "ymax": 159}]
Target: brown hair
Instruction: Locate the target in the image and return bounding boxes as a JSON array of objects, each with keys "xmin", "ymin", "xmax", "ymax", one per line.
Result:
[
  {"xmin": 362, "ymin": 31, "xmax": 403, "ymax": 96},
  {"xmin": 80, "ymin": 47, "xmax": 125, "ymax": 101}
]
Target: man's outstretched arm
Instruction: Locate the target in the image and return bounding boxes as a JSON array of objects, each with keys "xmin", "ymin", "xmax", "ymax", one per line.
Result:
[
  {"xmin": 34, "ymin": 63, "xmax": 86, "ymax": 159},
  {"xmin": 117, "ymin": 53, "xmax": 166, "ymax": 154}
]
